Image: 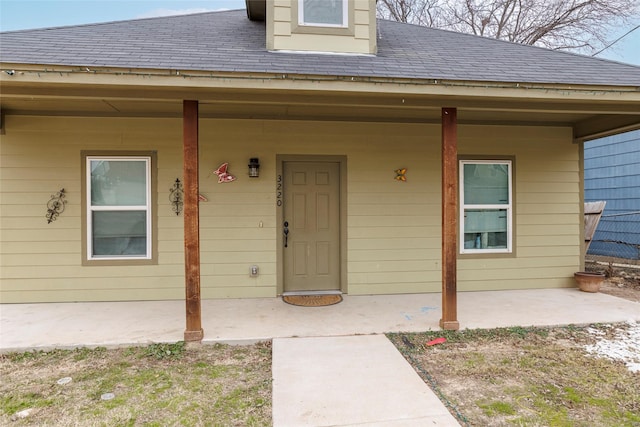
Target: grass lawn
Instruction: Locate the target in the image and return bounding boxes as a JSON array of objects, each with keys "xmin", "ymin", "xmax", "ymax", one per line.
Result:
[
  {"xmin": 0, "ymin": 342, "xmax": 272, "ymax": 426},
  {"xmin": 388, "ymin": 324, "xmax": 640, "ymax": 426}
]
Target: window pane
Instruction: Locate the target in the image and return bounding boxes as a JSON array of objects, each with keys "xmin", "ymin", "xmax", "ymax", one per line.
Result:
[
  {"xmin": 303, "ymin": 0, "xmax": 343, "ymax": 25},
  {"xmin": 91, "ymin": 160, "xmax": 147, "ymax": 206},
  {"xmin": 92, "ymin": 211, "xmax": 147, "ymax": 256},
  {"xmin": 463, "ymin": 209, "xmax": 507, "ymax": 249},
  {"xmin": 463, "ymin": 163, "xmax": 509, "ymax": 205}
]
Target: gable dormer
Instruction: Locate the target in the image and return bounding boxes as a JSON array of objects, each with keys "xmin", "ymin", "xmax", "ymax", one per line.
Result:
[{"xmin": 248, "ymin": 0, "xmax": 377, "ymax": 55}]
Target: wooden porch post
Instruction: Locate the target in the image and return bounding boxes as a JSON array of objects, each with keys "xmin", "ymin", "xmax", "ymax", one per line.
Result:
[
  {"xmin": 440, "ymin": 107, "xmax": 460, "ymax": 330},
  {"xmin": 183, "ymin": 100, "xmax": 204, "ymax": 342}
]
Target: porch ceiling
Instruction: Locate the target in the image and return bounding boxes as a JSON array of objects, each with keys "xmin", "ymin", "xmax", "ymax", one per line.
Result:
[{"xmin": 2, "ymin": 81, "xmax": 639, "ymax": 141}]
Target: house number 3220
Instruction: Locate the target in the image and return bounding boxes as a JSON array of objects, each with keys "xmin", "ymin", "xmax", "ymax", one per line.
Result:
[{"xmin": 276, "ymin": 175, "xmax": 283, "ymax": 206}]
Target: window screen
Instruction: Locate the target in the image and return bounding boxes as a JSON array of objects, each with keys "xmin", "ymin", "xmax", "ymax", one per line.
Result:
[
  {"xmin": 87, "ymin": 157, "xmax": 151, "ymax": 259},
  {"xmin": 460, "ymin": 161, "xmax": 512, "ymax": 253},
  {"xmin": 301, "ymin": 0, "xmax": 346, "ymax": 26}
]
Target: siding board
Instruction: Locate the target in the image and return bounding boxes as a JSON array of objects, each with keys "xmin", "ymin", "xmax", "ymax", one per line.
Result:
[
  {"xmin": 349, "ymin": 215, "xmax": 439, "ymax": 227},
  {"xmin": 349, "ymin": 282, "xmax": 441, "ymax": 295},
  {"xmin": 584, "ymin": 130, "xmax": 640, "ymax": 259},
  {"xmin": 348, "ymin": 271, "xmax": 440, "ymax": 284},
  {"xmin": 348, "ymin": 237, "xmax": 440, "ymax": 250},
  {"xmin": 459, "ymin": 267, "xmax": 575, "ymax": 281},
  {"xmin": 348, "ymin": 226, "xmax": 438, "ymax": 239},
  {"xmin": 348, "ymin": 248, "xmax": 440, "ymax": 261},
  {"xmin": 1, "ymin": 277, "xmax": 184, "ymax": 291},
  {"xmin": 350, "ymin": 260, "xmax": 439, "ymax": 273},
  {"xmin": 459, "ymin": 277, "xmax": 573, "ymax": 291}
]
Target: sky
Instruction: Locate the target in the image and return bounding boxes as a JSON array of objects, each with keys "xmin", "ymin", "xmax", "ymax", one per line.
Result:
[{"xmin": 1, "ymin": 0, "xmax": 639, "ymax": 65}]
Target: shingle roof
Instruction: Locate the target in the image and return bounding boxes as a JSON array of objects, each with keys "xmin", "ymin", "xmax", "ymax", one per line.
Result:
[{"xmin": 2, "ymin": 9, "xmax": 640, "ymax": 86}]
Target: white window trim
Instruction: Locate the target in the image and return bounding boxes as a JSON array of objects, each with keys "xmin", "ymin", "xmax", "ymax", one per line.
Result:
[
  {"xmin": 86, "ymin": 156, "xmax": 152, "ymax": 261},
  {"xmin": 298, "ymin": 0, "xmax": 348, "ymax": 27},
  {"xmin": 459, "ymin": 159, "xmax": 513, "ymax": 254}
]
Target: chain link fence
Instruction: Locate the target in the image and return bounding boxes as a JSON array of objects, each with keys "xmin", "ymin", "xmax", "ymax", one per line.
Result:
[{"xmin": 587, "ymin": 211, "xmax": 640, "ymax": 266}]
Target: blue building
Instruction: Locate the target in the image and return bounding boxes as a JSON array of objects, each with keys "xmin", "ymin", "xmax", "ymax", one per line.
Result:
[{"xmin": 584, "ymin": 130, "xmax": 640, "ymax": 261}]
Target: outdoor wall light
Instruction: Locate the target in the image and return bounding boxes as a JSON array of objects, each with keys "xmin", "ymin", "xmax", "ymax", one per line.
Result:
[{"xmin": 248, "ymin": 157, "xmax": 260, "ymax": 177}]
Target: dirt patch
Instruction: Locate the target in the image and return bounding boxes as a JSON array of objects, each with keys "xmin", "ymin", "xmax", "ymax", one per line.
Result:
[
  {"xmin": 0, "ymin": 342, "xmax": 272, "ymax": 426},
  {"xmin": 600, "ymin": 280, "xmax": 640, "ymax": 303},
  {"xmin": 588, "ymin": 263, "xmax": 640, "ymax": 303},
  {"xmin": 389, "ymin": 326, "xmax": 640, "ymax": 426}
]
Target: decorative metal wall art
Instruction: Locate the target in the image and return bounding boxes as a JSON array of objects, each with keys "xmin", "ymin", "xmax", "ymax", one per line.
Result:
[
  {"xmin": 46, "ymin": 188, "xmax": 67, "ymax": 224},
  {"xmin": 213, "ymin": 162, "xmax": 236, "ymax": 183},
  {"xmin": 395, "ymin": 168, "xmax": 407, "ymax": 182},
  {"xmin": 169, "ymin": 178, "xmax": 184, "ymax": 216},
  {"xmin": 169, "ymin": 178, "xmax": 208, "ymax": 215}
]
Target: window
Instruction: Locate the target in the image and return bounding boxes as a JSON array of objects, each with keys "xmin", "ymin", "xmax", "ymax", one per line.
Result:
[
  {"xmin": 85, "ymin": 155, "xmax": 153, "ymax": 261},
  {"xmin": 299, "ymin": 0, "xmax": 347, "ymax": 27},
  {"xmin": 460, "ymin": 160, "xmax": 512, "ymax": 254}
]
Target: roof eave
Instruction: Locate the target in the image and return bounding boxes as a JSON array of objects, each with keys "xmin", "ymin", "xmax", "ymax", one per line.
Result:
[
  {"xmin": 2, "ymin": 62, "xmax": 639, "ymax": 140},
  {"xmin": 2, "ymin": 62, "xmax": 639, "ymax": 101}
]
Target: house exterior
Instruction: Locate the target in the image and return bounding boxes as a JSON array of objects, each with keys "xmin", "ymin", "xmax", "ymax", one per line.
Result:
[
  {"xmin": 1, "ymin": 0, "xmax": 640, "ymax": 337},
  {"xmin": 585, "ymin": 130, "xmax": 640, "ymax": 261}
]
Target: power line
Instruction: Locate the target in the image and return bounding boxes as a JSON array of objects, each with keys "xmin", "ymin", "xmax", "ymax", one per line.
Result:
[{"xmin": 592, "ymin": 24, "xmax": 640, "ymax": 56}]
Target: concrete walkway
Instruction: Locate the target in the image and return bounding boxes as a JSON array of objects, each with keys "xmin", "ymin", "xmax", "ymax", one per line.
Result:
[
  {"xmin": 2, "ymin": 289, "xmax": 639, "ymax": 426},
  {"xmin": 273, "ymin": 335, "xmax": 460, "ymax": 426}
]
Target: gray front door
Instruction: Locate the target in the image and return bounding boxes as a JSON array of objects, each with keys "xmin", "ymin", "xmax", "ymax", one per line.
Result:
[{"xmin": 283, "ymin": 161, "xmax": 341, "ymax": 292}]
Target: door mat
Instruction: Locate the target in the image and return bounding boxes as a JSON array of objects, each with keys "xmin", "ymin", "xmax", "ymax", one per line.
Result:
[{"xmin": 283, "ymin": 294, "xmax": 343, "ymax": 307}]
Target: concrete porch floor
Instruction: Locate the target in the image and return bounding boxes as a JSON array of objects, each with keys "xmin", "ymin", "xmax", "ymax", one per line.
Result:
[{"xmin": 2, "ymin": 288, "xmax": 639, "ymax": 352}]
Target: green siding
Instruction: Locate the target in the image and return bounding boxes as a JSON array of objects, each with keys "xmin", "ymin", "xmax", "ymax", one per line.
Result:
[{"xmin": 0, "ymin": 116, "xmax": 580, "ymax": 302}]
